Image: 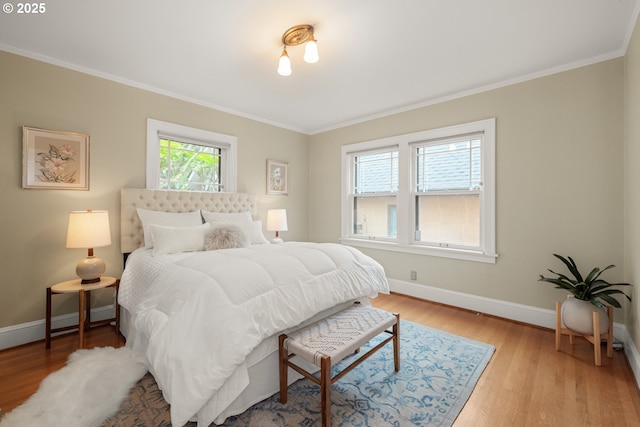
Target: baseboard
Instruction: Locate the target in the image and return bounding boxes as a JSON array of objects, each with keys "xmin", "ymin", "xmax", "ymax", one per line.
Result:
[
  {"xmin": 388, "ymin": 278, "xmax": 640, "ymax": 387},
  {"xmin": 388, "ymin": 279, "xmax": 559, "ymax": 329},
  {"xmin": 621, "ymin": 327, "xmax": 640, "ymax": 390},
  {"xmin": 0, "ymin": 305, "xmax": 116, "ymax": 350}
]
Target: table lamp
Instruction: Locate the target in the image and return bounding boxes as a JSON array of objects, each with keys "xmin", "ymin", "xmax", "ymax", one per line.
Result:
[
  {"xmin": 66, "ymin": 210, "xmax": 112, "ymax": 284},
  {"xmin": 266, "ymin": 209, "xmax": 288, "ymax": 244}
]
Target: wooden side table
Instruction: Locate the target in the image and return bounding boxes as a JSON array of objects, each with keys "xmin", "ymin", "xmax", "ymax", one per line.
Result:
[{"xmin": 45, "ymin": 276, "xmax": 119, "ymax": 349}]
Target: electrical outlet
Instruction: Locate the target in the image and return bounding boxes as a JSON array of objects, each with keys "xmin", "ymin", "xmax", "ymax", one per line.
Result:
[{"xmin": 410, "ymin": 270, "xmax": 417, "ymax": 281}]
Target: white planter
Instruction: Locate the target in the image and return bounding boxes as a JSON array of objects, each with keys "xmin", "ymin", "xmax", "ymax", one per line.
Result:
[{"xmin": 561, "ymin": 296, "xmax": 609, "ymax": 335}]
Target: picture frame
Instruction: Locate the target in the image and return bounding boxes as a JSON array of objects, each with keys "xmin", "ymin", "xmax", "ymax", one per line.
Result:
[
  {"xmin": 22, "ymin": 126, "xmax": 90, "ymax": 190},
  {"xmin": 266, "ymin": 159, "xmax": 288, "ymax": 195}
]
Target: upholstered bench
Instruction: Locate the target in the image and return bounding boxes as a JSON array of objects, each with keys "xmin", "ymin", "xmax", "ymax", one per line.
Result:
[{"xmin": 278, "ymin": 304, "xmax": 400, "ymax": 427}]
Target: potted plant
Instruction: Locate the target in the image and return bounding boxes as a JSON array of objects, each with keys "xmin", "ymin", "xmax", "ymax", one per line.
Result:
[{"xmin": 538, "ymin": 254, "xmax": 632, "ymax": 335}]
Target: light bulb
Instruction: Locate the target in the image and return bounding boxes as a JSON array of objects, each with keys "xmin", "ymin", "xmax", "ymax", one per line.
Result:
[
  {"xmin": 278, "ymin": 48, "xmax": 292, "ymax": 76},
  {"xmin": 303, "ymin": 39, "xmax": 319, "ymax": 64}
]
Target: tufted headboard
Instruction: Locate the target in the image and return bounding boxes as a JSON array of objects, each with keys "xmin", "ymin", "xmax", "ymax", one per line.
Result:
[{"xmin": 120, "ymin": 188, "xmax": 257, "ymax": 254}]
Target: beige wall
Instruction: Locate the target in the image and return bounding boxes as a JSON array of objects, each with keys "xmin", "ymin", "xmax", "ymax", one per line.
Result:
[
  {"xmin": 625, "ymin": 14, "xmax": 640, "ymax": 352},
  {"xmin": 0, "ymin": 51, "xmax": 309, "ymax": 328},
  {"xmin": 310, "ymin": 59, "xmax": 626, "ymax": 321},
  {"xmin": 0, "ymin": 44, "xmax": 633, "ymax": 337}
]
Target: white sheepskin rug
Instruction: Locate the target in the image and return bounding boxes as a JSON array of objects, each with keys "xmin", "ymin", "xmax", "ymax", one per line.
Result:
[{"xmin": 0, "ymin": 346, "xmax": 146, "ymax": 427}]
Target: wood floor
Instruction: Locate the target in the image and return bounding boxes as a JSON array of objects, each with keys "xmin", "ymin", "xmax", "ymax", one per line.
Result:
[
  {"xmin": 0, "ymin": 320, "xmax": 125, "ymax": 416},
  {"xmin": 1, "ymin": 292, "xmax": 640, "ymax": 426}
]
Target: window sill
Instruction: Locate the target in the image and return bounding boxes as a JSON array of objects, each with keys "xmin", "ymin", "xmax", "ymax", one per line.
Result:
[{"xmin": 341, "ymin": 238, "xmax": 498, "ymax": 264}]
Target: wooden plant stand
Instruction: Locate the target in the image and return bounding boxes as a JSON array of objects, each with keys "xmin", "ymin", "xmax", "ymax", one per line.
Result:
[{"xmin": 555, "ymin": 300, "xmax": 613, "ymax": 366}]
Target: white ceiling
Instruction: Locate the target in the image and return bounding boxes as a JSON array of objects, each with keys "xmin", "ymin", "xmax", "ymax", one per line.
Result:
[{"xmin": 0, "ymin": 1, "xmax": 638, "ymax": 134}]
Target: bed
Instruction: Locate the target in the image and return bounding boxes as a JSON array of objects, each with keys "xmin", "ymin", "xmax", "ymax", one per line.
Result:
[{"xmin": 118, "ymin": 188, "xmax": 390, "ymax": 427}]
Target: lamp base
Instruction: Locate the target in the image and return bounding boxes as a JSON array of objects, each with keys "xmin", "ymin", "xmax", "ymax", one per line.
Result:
[
  {"xmin": 271, "ymin": 237, "xmax": 284, "ymax": 244},
  {"xmin": 76, "ymin": 256, "xmax": 106, "ymax": 284}
]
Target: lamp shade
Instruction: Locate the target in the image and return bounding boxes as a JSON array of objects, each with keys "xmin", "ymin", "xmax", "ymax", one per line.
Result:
[
  {"xmin": 266, "ymin": 209, "xmax": 288, "ymax": 232},
  {"xmin": 277, "ymin": 48, "xmax": 292, "ymax": 76},
  {"xmin": 66, "ymin": 210, "xmax": 112, "ymax": 248},
  {"xmin": 303, "ymin": 39, "xmax": 319, "ymax": 63}
]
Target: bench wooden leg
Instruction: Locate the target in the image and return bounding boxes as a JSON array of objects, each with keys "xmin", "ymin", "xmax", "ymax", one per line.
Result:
[
  {"xmin": 279, "ymin": 334, "xmax": 288, "ymax": 404},
  {"xmin": 320, "ymin": 355, "xmax": 331, "ymax": 427},
  {"xmin": 393, "ymin": 313, "xmax": 400, "ymax": 372}
]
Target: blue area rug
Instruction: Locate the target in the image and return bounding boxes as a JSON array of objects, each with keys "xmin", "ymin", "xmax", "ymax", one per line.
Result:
[
  {"xmin": 223, "ymin": 319, "xmax": 495, "ymax": 427},
  {"xmin": 101, "ymin": 320, "xmax": 494, "ymax": 426}
]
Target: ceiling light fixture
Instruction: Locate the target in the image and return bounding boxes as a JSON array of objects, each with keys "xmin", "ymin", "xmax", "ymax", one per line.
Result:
[{"xmin": 277, "ymin": 24, "xmax": 318, "ymax": 76}]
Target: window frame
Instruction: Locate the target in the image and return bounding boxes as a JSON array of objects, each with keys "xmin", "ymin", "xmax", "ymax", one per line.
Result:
[
  {"xmin": 341, "ymin": 118, "xmax": 497, "ymax": 264},
  {"xmin": 146, "ymin": 118, "xmax": 237, "ymax": 192}
]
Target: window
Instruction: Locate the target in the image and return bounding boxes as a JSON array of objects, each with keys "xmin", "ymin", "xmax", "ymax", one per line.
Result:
[
  {"xmin": 341, "ymin": 118, "xmax": 496, "ymax": 263},
  {"xmin": 352, "ymin": 148, "xmax": 398, "ymax": 239},
  {"xmin": 146, "ymin": 119, "xmax": 237, "ymax": 192},
  {"xmin": 414, "ymin": 135, "xmax": 481, "ymax": 249}
]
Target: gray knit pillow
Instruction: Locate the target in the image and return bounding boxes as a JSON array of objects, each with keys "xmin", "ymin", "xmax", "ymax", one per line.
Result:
[{"xmin": 204, "ymin": 224, "xmax": 248, "ymax": 250}]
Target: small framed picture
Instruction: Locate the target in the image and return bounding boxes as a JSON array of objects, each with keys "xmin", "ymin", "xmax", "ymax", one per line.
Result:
[
  {"xmin": 266, "ymin": 159, "xmax": 288, "ymax": 195},
  {"xmin": 22, "ymin": 126, "xmax": 90, "ymax": 190}
]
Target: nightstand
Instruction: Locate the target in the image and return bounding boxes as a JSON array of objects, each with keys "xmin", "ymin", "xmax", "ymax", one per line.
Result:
[{"xmin": 45, "ymin": 276, "xmax": 119, "ymax": 349}]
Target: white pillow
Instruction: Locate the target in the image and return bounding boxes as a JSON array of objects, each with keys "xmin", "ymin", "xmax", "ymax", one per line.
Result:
[
  {"xmin": 201, "ymin": 211, "xmax": 271, "ymax": 245},
  {"xmin": 201, "ymin": 211, "xmax": 249, "ymax": 240},
  {"xmin": 251, "ymin": 220, "xmax": 270, "ymax": 244},
  {"xmin": 150, "ymin": 223, "xmax": 210, "ymax": 255},
  {"xmin": 137, "ymin": 208, "xmax": 203, "ymax": 248}
]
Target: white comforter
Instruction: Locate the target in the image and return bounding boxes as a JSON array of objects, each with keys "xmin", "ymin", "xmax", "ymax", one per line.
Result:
[{"xmin": 118, "ymin": 242, "xmax": 389, "ymax": 427}]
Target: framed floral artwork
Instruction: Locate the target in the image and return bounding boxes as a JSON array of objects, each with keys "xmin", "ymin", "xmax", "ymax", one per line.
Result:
[
  {"xmin": 266, "ymin": 159, "xmax": 288, "ymax": 195},
  {"xmin": 22, "ymin": 126, "xmax": 90, "ymax": 190}
]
